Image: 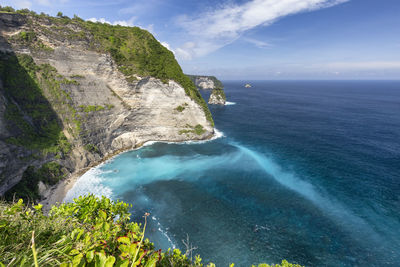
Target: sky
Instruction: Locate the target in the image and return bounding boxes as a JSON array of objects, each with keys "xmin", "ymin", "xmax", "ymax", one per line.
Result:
[{"xmin": 1, "ymin": 0, "xmax": 400, "ymax": 80}]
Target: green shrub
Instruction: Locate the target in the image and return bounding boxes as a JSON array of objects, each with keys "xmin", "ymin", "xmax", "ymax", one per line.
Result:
[
  {"xmin": 0, "ymin": 195, "xmax": 302, "ymax": 266},
  {"xmin": 84, "ymin": 143, "xmax": 99, "ymax": 153},
  {"xmin": 0, "ymin": 6, "xmax": 15, "ymax": 13},
  {"xmin": 0, "ymin": 195, "xmax": 202, "ymax": 266},
  {"xmin": 79, "ymin": 105, "xmax": 105, "ymax": 113},
  {"xmin": 176, "ymin": 105, "xmax": 185, "ymax": 112},
  {"xmin": 194, "ymin": 124, "xmax": 205, "ymax": 135}
]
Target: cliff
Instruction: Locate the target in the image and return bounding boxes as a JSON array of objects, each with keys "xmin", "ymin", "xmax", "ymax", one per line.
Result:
[
  {"xmin": 208, "ymin": 88, "xmax": 226, "ymax": 105},
  {"xmin": 187, "ymin": 75, "xmax": 226, "ymax": 105},
  {"xmin": 0, "ymin": 10, "xmax": 214, "ymax": 200},
  {"xmin": 187, "ymin": 74, "xmax": 223, "ymax": 90}
]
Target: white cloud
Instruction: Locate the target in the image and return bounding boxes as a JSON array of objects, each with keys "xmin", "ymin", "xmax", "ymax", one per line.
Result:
[
  {"xmin": 175, "ymin": 42, "xmax": 197, "ymax": 60},
  {"xmin": 87, "ymin": 17, "xmax": 136, "ymax": 27},
  {"xmin": 160, "ymin": 42, "xmax": 175, "ymax": 54},
  {"xmin": 36, "ymin": 0, "xmax": 50, "ymax": 6},
  {"xmin": 175, "ymin": 0, "xmax": 349, "ymax": 60},
  {"xmin": 35, "ymin": 0, "xmax": 69, "ymax": 6},
  {"xmin": 242, "ymin": 37, "xmax": 271, "ymax": 48},
  {"xmin": 13, "ymin": 0, "xmax": 32, "ymax": 9}
]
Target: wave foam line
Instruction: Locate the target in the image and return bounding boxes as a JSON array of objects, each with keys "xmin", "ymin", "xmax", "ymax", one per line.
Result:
[
  {"xmin": 234, "ymin": 143, "xmax": 383, "ymax": 244},
  {"xmin": 63, "ymin": 167, "xmax": 113, "ymax": 203},
  {"xmin": 225, "ymin": 101, "xmax": 236, "ymax": 105},
  {"xmin": 152, "ymin": 216, "xmax": 177, "ymax": 249}
]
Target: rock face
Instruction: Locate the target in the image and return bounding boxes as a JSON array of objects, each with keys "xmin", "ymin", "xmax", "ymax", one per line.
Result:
[
  {"xmin": 0, "ymin": 12, "xmax": 214, "ymax": 197},
  {"xmin": 187, "ymin": 75, "xmax": 227, "ymax": 105},
  {"xmin": 208, "ymin": 88, "xmax": 226, "ymax": 105},
  {"xmin": 194, "ymin": 76, "xmax": 215, "ymax": 90},
  {"xmin": 187, "ymin": 75, "xmax": 223, "ymax": 90}
]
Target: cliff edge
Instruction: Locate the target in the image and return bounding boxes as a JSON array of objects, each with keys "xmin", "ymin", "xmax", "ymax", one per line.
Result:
[
  {"xmin": 187, "ymin": 74, "xmax": 226, "ymax": 105},
  {"xmin": 0, "ymin": 10, "xmax": 214, "ymax": 201}
]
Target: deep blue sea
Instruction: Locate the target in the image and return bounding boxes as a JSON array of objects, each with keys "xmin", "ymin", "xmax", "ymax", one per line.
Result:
[{"xmin": 65, "ymin": 81, "xmax": 400, "ymax": 266}]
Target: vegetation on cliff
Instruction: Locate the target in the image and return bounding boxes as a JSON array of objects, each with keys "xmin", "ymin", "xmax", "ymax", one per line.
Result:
[
  {"xmin": 0, "ymin": 6, "xmax": 213, "ymax": 126},
  {"xmin": 0, "ymin": 5, "xmax": 214, "ymax": 200},
  {"xmin": 0, "ymin": 195, "xmax": 303, "ymax": 267},
  {"xmin": 209, "ymin": 88, "xmax": 226, "ymax": 103},
  {"xmin": 186, "ymin": 75, "xmax": 223, "ymax": 90}
]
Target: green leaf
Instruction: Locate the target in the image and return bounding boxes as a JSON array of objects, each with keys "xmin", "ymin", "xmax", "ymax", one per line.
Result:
[
  {"xmin": 99, "ymin": 210, "xmax": 107, "ymax": 220},
  {"xmin": 144, "ymin": 253, "xmax": 159, "ymax": 267},
  {"xmin": 72, "ymin": 253, "xmax": 84, "ymax": 266},
  {"xmin": 86, "ymin": 250, "xmax": 95, "ymax": 263},
  {"xmin": 105, "ymin": 256, "xmax": 116, "ymax": 267},
  {"xmin": 115, "ymin": 259, "xmax": 129, "ymax": 267},
  {"xmin": 95, "ymin": 252, "xmax": 107, "ymax": 267},
  {"xmin": 117, "ymin": 236, "xmax": 130, "ymax": 244},
  {"xmin": 69, "ymin": 249, "xmax": 80, "ymax": 256},
  {"xmin": 33, "ymin": 203, "xmax": 43, "ymax": 211},
  {"xmin": 128, "ymin": 243, "xmax": 138, "ymax": 256}
]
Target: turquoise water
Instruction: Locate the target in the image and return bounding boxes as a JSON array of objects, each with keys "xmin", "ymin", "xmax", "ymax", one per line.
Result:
[{"xmin": 65, "ymin": 81, "xmax": 400, "ymax": 266}]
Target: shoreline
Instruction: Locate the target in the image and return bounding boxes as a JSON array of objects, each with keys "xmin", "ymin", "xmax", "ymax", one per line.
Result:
[{"xmin": 41, "ymin": 130, "xmax": 223, "ymax": 212}]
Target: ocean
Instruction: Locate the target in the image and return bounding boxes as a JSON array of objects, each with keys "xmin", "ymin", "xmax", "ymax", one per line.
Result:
[{"xmin": 65, "ymin": 81, "xmax": 400, "ymax": 266}]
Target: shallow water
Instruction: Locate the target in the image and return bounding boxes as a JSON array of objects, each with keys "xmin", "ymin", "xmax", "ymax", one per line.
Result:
[{"xmin": 65, "ymin": 81, "xmax": 400, "ymax": 266}]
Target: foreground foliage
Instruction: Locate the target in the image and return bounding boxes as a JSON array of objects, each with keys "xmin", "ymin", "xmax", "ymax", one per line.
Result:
[{"xmin": 0, "ymin": 195, "xmax": 303, "ymax": 266}]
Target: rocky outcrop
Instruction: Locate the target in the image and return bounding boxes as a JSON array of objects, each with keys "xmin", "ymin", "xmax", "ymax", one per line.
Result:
[
  {"xmin": 0, "ymin": 12, "xmax": 214, "ymax": 198},
  {"xmin": 194, "ymin": 76, "xmax": 215, "ymax": 90},
  {"xmin": 187, "ymin": 75, "xmax": 227, "ymax": 105},
  {"xmin": 187, "ymin": 75, "xmax": 223, "ymax": 90},
  {"xmin": 208, "ymin": 88, "xmax": 226, "ymax": 105}
]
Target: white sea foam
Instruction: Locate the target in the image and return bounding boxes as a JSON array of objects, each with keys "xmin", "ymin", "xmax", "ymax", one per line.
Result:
[
  {"xmin": 225, "ymin": 101, "xmax": 236, "ymax": 105},
  {"xmin": 63, "ymin": 167, "xmax": 113, "ymax": 203},
  {"xmin": 140, "ymin": 128, "xmax": 225, "ymax": 147},
  {"xmin": 180, "ymin": 128, "xmax": 225, "ymax": 144},
  {"xmin": 152, "ymin": 216, "xmax": 177, "ymax": 249}
]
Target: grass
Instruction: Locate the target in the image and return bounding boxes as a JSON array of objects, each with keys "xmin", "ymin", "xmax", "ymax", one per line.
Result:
[
  {"xmin": 179, "ymin": 124, "xmax": 206, "ymax": 136},
  {"xmin": 176, "ymin": 105, "xmax": 185, "ymax": 112},
  {"xmin": 84, "ymin": 143, "xmax": 99, "ymax": 153},
  {"xmin": 78, "ymin": 105, "xmax": 105, "ymax": 113},
  {"xmin": 211, "ymin": 87, "xmax": 226, "ymax": 101}
]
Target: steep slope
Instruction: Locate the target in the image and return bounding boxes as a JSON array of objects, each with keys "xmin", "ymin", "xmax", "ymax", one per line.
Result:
[
  {"xmin": 0, "ymin": 10, "xmax": 214, "ymax": 200},
  {"xmin": 187, "ymin": 74, "xmax": 223, "ymax": 90},
  {"xmin": 208, "ymin": 87, "xmax": 226, "ymax": 105},
  {"xmin": 187, "ymin": 75, "xmax": 227, "ymax": 105}
]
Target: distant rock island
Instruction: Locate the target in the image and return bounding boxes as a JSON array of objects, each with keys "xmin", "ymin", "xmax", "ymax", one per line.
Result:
[{"xmin": 187, "ymin": 75, "xmax": 226, "ymax": 105}]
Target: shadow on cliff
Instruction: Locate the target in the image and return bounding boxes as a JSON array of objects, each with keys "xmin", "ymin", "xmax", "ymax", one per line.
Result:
[
  {"xmin": 0, "ymin": 35, "xmax": 64, "ymax": 149},
  {"xmin": 0, "ymin": 34, "xmax": 65, "ymax": 199}
]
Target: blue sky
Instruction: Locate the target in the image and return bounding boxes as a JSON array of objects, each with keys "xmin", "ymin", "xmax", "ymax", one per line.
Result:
[{"xmin": 2, "ymin": 0, "xmax": 400, "ymax": 80}]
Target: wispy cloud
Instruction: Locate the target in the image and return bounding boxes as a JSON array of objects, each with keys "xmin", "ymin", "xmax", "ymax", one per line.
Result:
[
  {"xmin": 175, "ymin": 0, "xmax": 349, "ymax": 60},
  {"xmin": 13, "ymin": 0, "xmax": 32, "ymax": 9},
  {"xmin": 11, "ymin": 0, "xmax": 70, "ymax": 8},
  {"xmin": 242, "ymin": 37, "xmax": 271, "ymax": 48},
  {"xmin": 323, "ymin": 61, "xmax": 400, "ymax": 70}
]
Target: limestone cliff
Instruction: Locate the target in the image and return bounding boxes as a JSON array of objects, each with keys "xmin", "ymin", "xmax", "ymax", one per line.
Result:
[
  {"xmin": 187, "ymin": 75, "xmax": 223, "ymax": 90},
  {"xmin": 0, "ymin": 11, "xmax": 214, "ymax": 199},
  {"xmin": 208, "ymin": 88, "xmax": 226, "ymax": 105},
  {"xmin": 187, "ymin": 75, "xmax": 227, "ymax": 105}
]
